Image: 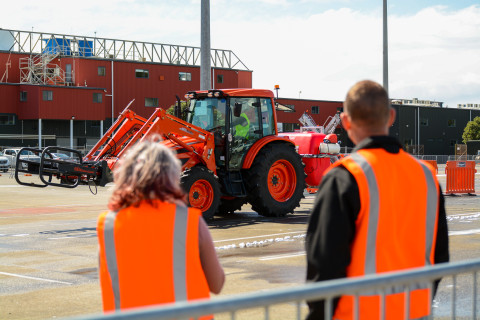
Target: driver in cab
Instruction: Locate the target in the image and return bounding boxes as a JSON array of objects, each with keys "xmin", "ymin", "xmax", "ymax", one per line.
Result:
[{"xmin": 232, "ymin": 102, "xmax": 255, "ymax": 140}]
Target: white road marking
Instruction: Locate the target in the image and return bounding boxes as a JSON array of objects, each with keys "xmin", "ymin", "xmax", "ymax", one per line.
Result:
[
  {"xmin": 0, "ymin": 271, "xmax": 72, "ymax": 285},
  {"xmin": 214, "ymin": 231, "xmax": 305, "ymax": 243},
  {"xmin": 449, "ymin": 228, "xmax": 480, "ymax": 236},
  {"xmin": 259, "ymin": 252, "xmax": 306, "ymax": 261}
]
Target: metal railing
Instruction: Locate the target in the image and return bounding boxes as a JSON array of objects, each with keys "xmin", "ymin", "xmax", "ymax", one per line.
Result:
[
  {"xmin": 69, "ymin": 259, "xmax": 480, "ymax": 320},
  {"xmin": 0, "ymin": 28, "xmax": 249, "ymax": 70}
]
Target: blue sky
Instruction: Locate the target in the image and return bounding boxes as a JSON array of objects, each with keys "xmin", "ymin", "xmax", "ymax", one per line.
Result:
[{"xmin": 1, "ymin": 0, "xmax": 479, "ymax": 108}]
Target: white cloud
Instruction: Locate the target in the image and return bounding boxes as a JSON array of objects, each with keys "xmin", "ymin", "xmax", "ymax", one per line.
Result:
[
  {"xmin": 210, "ymin": 4, "xmax": 480, "ymax": 107},
  {"xmin": 1, "ymin": 2, "xmax": 479, "ymax": 107}
]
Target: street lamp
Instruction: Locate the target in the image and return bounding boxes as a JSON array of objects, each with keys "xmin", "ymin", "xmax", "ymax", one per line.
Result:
[{"xmin": 383, "ymin": 0, "xmax": 389, "ymax": 93}]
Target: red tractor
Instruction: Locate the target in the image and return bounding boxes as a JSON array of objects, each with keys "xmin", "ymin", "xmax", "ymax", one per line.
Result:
[{"xmin": 15, "ymin": 89, "xmax": 341, "ymax": 219}]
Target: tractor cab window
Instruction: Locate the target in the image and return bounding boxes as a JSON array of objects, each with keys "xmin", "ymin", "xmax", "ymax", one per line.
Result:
[
  {"xmin": 187, "ymin": 97, "xmax": 226, "ymax": 133},
  {"xmin": 260, "ymin": 98, "xmax": 275, "ymax": 136},
  {"xmin": 228, "ymin": 97, "xmax": 262, "ymax": 169}
]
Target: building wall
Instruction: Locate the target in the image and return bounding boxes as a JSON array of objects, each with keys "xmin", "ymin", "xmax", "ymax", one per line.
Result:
[
  {"xmin": 275, "ymin": 98, "xmax": 343, "ymax": 129},
  {"xmin": 0, "ymin": 51, "xmax": 253, "ymax": 121},
  {"xmin": 393, "ymin": 105, "xmax": 480, "ymax": 155}
]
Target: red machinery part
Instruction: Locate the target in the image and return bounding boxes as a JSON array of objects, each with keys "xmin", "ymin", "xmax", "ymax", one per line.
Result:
[{"xmin": 279, "ymin": 132, "xmax": 335, "ymax": 187}]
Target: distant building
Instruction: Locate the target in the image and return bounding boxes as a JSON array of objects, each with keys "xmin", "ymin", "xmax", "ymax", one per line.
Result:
[
  {"xmin": 391, "ymin": 98, "xmax": 443, "ymax": 108},
  {"xmin": 1, "ymin": 28, "xmax": 479, "ymax": 155},
  {"xmin": 458, "ymin": 103, "xmax": 480, "ymax": 109},
  {"xmin": 0, "ymin": 28, "xmax": 252, "ymax": 149}
]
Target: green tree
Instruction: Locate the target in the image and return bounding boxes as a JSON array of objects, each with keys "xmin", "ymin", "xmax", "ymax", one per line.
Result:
[
  {"xmin": 462, "ymin": 116, "xmax": 480, "ymax": 143},
  {"xmin": 166, "ymin": 100, "xmax": 188, "ymax": 121}
]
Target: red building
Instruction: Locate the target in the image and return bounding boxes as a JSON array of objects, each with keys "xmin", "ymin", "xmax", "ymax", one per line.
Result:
[{"xmin": 0, "ymin": 28, "xmax": 342, "ymax": 150}]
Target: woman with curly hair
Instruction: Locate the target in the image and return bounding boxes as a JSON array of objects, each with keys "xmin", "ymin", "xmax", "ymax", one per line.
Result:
[{"xmin": 97, "ymin": 138, "xmax": 224, "ymax": 315}]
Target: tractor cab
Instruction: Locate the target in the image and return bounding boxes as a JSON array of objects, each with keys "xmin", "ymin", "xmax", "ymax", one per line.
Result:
[{"xmin": 185, "ymin": 90, "xmax": 276, "ymax": 170}]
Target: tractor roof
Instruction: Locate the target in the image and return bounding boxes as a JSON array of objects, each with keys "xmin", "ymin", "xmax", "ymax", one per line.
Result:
[{"xmin": 191, "ymin": 88, "xmax": 274, "ymax": 98}]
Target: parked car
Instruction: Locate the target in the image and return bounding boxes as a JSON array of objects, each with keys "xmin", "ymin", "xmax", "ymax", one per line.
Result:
[
  {"xmin": 3, "ymin": 148, "xmax": 41, "ymax": 169},
  {"xmin": 0, "ymin": 151, "xmax": 10, "ymax": 172},
  {"xmin": 49, "ymin": 153, "xmax": 74, "ymax": 161}
]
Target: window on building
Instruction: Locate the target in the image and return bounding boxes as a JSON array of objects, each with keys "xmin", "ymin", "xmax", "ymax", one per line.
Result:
[
  {"xmin": 145, "ymin": 97, "xmax": 159, "ymax": 107},
  {"xmin": 98, "ymin": 66, "xmax": 106, "ymax": 76},
  {"xmin": 42, "ymin": 90, "xmax": 53, "ymax": 101},
  {"xmin": 91, "ymin": 120, "xmax": 101, "ymax": 127},
  {"xmin": 179, "ymin": 72, "xmax": 192, "ymax": 81},
  {"xmin": 217, "ymin": 74, "xmax": 224, "ymax": 84},
  {"xmin": 282, "ymin": 123, "xmax": 300, "ymax": 132},
  {"xmin": 66, "ymin": 64, "xmax": 72, "ymax": 83},
  {"xmin": 447, "ymin": 119, "xmax": 456, "ymax": 127},
  {"xmin": 20, "ymin": 91, "xmax": 28, "ymax": 101},
  {"xmin": 311, "ymin": 106, "xmax": 319, "ymax": 114},
  {"xmin": 135, "ymin": 69, "xmax": 149, "ymax": 78},
  {"xmin": 0, "ymin": 114, "xmax": 15, "ymax": 125},
  {"xmin": 93, "ymin": 93, "xmax": 103, "ymax": 103},
  {"xmin": 420, "ymin": 118, "xmax": 429, "ymax": 126}
]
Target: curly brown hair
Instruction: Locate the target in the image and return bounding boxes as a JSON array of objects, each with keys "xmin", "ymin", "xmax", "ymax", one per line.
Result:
[{"xmin": 108, "ymin": 137, "xmax": 186, "ymax": 211}]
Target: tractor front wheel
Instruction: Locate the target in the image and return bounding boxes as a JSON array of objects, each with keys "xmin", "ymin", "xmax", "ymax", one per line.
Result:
[{"xmin": 181, "ymin": 166, "xmax": 220, "ymax": 220}]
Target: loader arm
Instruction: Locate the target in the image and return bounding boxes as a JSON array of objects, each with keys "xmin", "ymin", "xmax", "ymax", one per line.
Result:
[
  {"xmin": 84, "ymin": 100, "xmax": 148, "ymax": 164},
  {"xmin": 118, "ymin": 107, "xmax": 217, "ymax": 174}
]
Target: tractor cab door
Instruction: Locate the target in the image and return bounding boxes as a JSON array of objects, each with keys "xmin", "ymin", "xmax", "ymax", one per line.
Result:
[
  {"xmin": 228, "ymin": 97, "xmax": 263, "ymax": 170},
  {"xmin": 186, "ymin": 97, "xmax": 227, "ymax": 167}
]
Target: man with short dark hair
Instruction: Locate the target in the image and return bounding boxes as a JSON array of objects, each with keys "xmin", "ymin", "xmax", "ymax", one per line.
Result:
[{"xmin": 305, "ymin": 80, "xmax": 449, "ymax": 320}]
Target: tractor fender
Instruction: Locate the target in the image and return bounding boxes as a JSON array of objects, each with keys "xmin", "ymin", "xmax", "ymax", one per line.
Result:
[{"xmin": 241, "ymin": 136, "xmax": 296, "ymax": 169}]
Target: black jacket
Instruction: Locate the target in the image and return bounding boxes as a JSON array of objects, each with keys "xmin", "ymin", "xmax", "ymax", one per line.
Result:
[{"xmin": 305, "ymin": 136, "xmax": 450, "ymax": 320}]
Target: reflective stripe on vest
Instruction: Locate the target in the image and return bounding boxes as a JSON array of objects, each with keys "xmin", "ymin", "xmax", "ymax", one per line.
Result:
[{"xmin": 103, "ymin": 205, "xmax": 190, "ymax": 310}]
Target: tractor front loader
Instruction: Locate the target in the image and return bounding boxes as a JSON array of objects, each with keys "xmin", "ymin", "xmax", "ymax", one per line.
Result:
[{"xmin": 15, "ymin": 89, "xmax": 312, "ymax": 220}]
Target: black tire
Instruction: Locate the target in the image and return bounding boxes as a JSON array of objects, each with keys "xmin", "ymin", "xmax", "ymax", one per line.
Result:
[
  {"xmin": 245, "ymin": 143, "xmax": 305, "ymax": 217},
  {"xmin": 216, "ymin": 197, "xmax": 247, "ymax": 216},
  {"xmin": 181, "ymin": 166, "xmax": 221, "ymax": 221}
]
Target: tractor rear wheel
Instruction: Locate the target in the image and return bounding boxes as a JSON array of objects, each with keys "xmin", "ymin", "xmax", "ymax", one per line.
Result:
[
  {"xmin": 245, "ymin": 143, "xmax": 305, "ymax": 217},
  {"xmin": 181, "ymin": 166, "xmax": 220, "ymax": 220}
]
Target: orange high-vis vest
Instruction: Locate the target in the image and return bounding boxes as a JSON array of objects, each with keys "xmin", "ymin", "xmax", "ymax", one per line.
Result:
[
  {"xmin": 328, "ymin": 148, "xmax": 440, "ymax": 320},
  {"xmin": 97, "ymin": 200, "xmax": 210, "ymax": 315}
]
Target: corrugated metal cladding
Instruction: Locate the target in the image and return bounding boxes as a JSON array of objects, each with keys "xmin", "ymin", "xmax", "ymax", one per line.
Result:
[{"xmin": 0, "ymin": 51, "xmax": 254, "ymax": 121}]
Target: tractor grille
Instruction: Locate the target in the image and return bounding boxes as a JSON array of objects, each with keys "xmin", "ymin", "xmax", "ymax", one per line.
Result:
[{"xmin": 0, "ymin": 160, "xmax": 7, "ymax": 164}]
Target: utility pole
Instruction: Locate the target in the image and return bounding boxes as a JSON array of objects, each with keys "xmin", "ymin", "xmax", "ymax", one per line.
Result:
[
  {"xmin": 200, "ymin": 0, "xmax": 211, "ymax": 90},
  {"xmin": 383, "ymin": 0, "xmax": 389, "ymax": 94}
]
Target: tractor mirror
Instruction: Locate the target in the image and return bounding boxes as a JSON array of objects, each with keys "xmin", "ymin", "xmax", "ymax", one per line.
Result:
[{"xmin": 234, "ymin": 102, "xmax": 242, "ymax": 117}]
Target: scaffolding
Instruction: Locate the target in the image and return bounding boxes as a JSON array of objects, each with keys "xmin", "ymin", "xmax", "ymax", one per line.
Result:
[{"xmin": 19, "ymin": 51, "xmax": 66, "ymax": 85}]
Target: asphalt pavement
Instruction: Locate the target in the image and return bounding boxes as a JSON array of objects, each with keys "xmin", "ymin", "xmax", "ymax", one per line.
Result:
[{"xmin": 0, "ymin": 164, "xmax": 479, "ymax": 319}]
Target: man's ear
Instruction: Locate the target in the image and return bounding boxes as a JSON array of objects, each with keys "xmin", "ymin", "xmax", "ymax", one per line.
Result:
[
  {"xmin": 340, "ymin": 112, "xmax": 351, "ymax": 130},
  {"xmin": 388, "ymin": 108, "xmax": 396, "ymax": 127}
]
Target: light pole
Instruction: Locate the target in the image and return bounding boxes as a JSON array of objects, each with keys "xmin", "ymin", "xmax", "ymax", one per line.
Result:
[
  {"xmin": 200, "ymin": 0, "xmax": 211, "ymax": 90},
  {"xmin": 383, "ymin": 0, "xmax": 389, "ymax": 94},
  {"xmin": 274, "ymin": 85, "xmax": 280, "ymax": 99}
]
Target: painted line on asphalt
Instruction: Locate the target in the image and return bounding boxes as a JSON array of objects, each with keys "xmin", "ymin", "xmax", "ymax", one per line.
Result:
[
  {"xmin": 214, "ymin": 231, "xmax": 305, "ymax": 243},
  {"xmin": 449, "ymin": 228, "xmax": 480, "ymax": 236},
  {"xmin": 0, "ymin": 271, "xmax": 72, "ymax": 285},
  {"xmin": 259, "ymin": 252, "xmax": 306, "ymax": 261}
]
